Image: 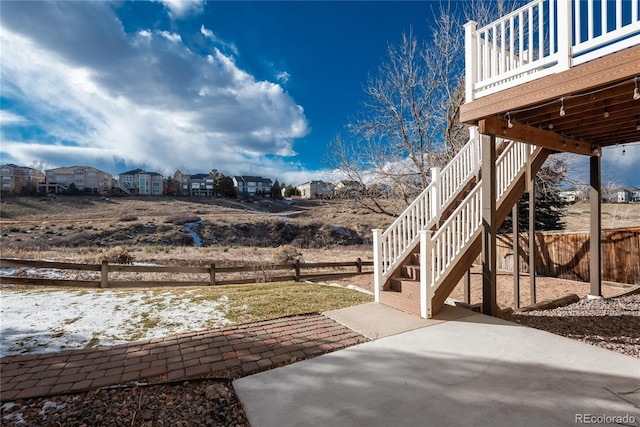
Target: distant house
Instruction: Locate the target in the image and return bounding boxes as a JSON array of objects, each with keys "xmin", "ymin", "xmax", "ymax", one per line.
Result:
[
  {"xmin": 615, "ymin": 186, "xmax": 640, "ymax": 203},
  {"xmin": 233, "ymin": 175, "xmax": 273, "ymax": 197},
  {"xmin": 295, "ymin": 180, "xmax": 334, "ymax": 199},
  {"xmin": 334, "ymin": 180, "xmax": 363, "ymax": 197},
  {"xmin": 42, "ymin": 166, "xmax": 113, "ymax": 194},
  {"xmin": 118, "ymin": 169, "xmax": 164, "ymax": 195},
  {"xmin": 559, "ymin": 189, "xmax": 579, "ymax": 203},
  {"xmin": 187, "ymin": 173, "xmax": 216, "ymax": 197},
  {"xmin": 0, "ymin": 164, "xmax": 45, "ymax": 194}
]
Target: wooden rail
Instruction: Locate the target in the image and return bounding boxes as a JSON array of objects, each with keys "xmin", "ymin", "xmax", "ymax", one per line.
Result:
[{"xmin": 0, "ymin": 258, "xmax": 373, "ymax": 288}]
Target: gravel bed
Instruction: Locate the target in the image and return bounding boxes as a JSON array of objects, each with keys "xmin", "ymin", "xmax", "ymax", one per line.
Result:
[
  {"xmin": 1, "ymin": 379, "xmax": 248, "ymax": 427},
  {"xmin": 501, "ymin": 294, "xmax": 640, "ymax": 358}
]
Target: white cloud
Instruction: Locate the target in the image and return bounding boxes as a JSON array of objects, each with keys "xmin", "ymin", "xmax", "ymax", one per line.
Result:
[
  {"xmin": 200, "ymin": 25, "xmax": 239, "ymax": 55},
  {"xmin": 159, "ymin": 30, "xmax": 182, "ymax": 43},
  {"xmin": 157, "ymin": 0, "xmax": 204, "ymax": 18},
  {"xmin": 0, "ymin": 2, "xmax": 311, "ymax": 180},
  {"xmin": 0, "ymin": 111, "xmax": 28, "ymax": 126},
  {"xmin": 276, "ymin": 71, "xmax": 291, "ymax": 84}
]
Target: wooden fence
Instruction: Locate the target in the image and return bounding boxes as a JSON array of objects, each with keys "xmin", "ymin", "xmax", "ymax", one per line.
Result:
[
  {"xmin": 0, "ymin": 258, "xmax": 373, "ymax": 288},
  {"xmin": 495, "ymin": 227, "xmax": 640, "ymax": 285}
]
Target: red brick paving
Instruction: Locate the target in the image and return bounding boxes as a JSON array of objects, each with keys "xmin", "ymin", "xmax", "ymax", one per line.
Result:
[{"xmin": 0, "ymin": 314, "xmax": 368, "ymax": 402}]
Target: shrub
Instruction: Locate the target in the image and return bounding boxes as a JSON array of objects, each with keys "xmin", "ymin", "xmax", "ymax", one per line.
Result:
[
  {"xmin": 96, "ymin": 246, "xmax": 133, "ymax": 264},
  {"xmin": 164, "ymin": 215, "xmax": 201, "ymax": 225},
  {"xmin": 272, "ymin": 245, "xmax": 303, "ymax": 264},
  {"xmin": 119, "ymin": 215, "xmax": 138, "ymax": 222}
]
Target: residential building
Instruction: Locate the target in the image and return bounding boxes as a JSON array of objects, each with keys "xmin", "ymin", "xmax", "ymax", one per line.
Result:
[
  {"xmin": 559, "ymin": 189, "xmax": 579, "ymax": 203},
  {"xmin": 615, "ymin": 186, "xmax": 640, "ymax": 203},
  {"xmin": 333, "ymin": 180, "xmax": 363, "ymax": 197},
  {"xmin": 295, "ymin": 180, "xmax": 334, "ymax": 199},
  {"xmin": 0, "ymin": 164, "xmax": 45, "ymax": 194},
  {"xmin": 118, "ymin": 168, "xmax": 164, "ymax": 195},
  {"xmin": 187, "ymin": 173, "xmax": 216, "ymax": 197},
  {"xmin": 233, "ymin": 175, "xmax": 273, "ymax": 197},
  {"xmin": 42, "ymin": 166, "xmax": 113, "ymax": 194}
]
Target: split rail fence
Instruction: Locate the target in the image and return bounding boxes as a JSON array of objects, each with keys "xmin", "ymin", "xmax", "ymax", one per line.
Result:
[{"xmin": 0, "ymin": 258, "xmax": 373, "ymax": 288}]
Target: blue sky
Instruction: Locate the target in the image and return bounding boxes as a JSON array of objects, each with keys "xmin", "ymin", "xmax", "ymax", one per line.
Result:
[{"xmin": 0, "ymin": 0, "xmax": 637, "ymax": 187}]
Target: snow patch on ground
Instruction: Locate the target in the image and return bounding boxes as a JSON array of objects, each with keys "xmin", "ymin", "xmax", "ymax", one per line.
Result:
[{"xmin": 0, "ymin": 288, "xmax": 230, "ymax": 358}]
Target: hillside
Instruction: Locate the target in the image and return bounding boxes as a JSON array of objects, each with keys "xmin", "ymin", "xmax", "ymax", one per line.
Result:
[
  {"xmin": 0, "ymin": 196, "xmax": 395, "ymax": 263},
  {"xmin": 1, "ymin": 195, "xmax": 637, "ymax": 264}
]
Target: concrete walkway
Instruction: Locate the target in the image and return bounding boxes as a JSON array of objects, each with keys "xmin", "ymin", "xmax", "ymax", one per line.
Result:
[
  {"xmin": 0, "ymin": 314, "xmax": 368, "ymax": 401},
  {"xmin": 235, "ymin": 304, "xmax": 640, "ymax": 427}
]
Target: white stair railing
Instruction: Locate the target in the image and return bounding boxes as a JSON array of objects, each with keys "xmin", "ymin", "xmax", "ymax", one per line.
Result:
[
  {"xmin": 373, "ymin": 129, "xmax": 481, "ymax": 300},
  {"xmin": 421, "ymin": 140, "xmax": 537, "ymax": 317}
]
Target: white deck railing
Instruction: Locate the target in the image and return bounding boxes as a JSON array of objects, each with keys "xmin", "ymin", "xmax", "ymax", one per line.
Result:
[
  {"xmin": 372, "ymin": 129, "xmax": 481, "ymax": 300},
  {"xmin": 419, "ymin": 140, "xmax": 536, "ymax": 318},
  {"xmin": 465, "ymin": 0, "xmax": 640, "ymax": 101}
]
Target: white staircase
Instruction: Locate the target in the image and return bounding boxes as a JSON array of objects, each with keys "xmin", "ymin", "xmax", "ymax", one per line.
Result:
[{"xmin": 373, "ymin": 127, "xmax": 547, "ymax": 317}]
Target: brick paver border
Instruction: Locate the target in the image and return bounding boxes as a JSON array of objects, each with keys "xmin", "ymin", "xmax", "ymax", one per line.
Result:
[{"xmin": 0, "ymin": 314, "xmax": 369, "ymax": 402}]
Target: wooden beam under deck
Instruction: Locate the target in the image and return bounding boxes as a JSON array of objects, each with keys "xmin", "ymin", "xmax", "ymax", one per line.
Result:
[
  {"xmin": 478, "ymin": 116, "xmax": 601, "ymax": 157},
  {"xmin": 461, "ymin": 45, "xmax": 640, "ymax": 125}
]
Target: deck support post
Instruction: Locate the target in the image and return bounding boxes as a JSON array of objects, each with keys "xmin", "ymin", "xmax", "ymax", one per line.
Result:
[
  {"xmin": 513, "ymin": 203, "xmax": 520, "ymax": 309},
  {"xmin": 481, "ymin": 133, "xmax": 497, "ymax": 316},
  {"xmin": 529, "ymin": 183, "xmax": 536, "ymax": 305},
  {"xmin": 464, "ymin": 269, "xmax": 471, "ymax": 305},
  {"xmin": 589, "ymin": 155, "xmax": 602, "ymax": 298}
]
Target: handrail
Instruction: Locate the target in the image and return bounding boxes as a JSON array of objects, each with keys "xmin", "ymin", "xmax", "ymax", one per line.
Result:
[
  {"xmin": 465, "ymin": 0, "xmax": 640, "ymax": 101},
  {"xmin": 422, "ymin": 141, "xmax": 536, "ymax": 316},
  {"xmin": 373, "ymin": 129, "xmax": 482, "ymax": 292}
]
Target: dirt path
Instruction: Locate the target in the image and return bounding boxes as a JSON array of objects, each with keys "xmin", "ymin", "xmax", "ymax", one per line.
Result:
[{"xmin": 322, "ymin": 266, "xmax": 630, "ymax": 310}]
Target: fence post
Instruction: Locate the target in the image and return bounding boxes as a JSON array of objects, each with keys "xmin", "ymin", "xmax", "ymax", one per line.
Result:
[
  {"xmin": 101, "ymin": 260, "xmax": 109, "ymax": 288},
  {"xmin": 356, "ymin": 257, "xmax": 362, "ymax": 274},
  {"xmin": 210, "ymin": 262, "xmax": 216, "ymax": 286},
  {"xmin": 294, "ymin": 260, "xmax": 301, "ymax": 282}
]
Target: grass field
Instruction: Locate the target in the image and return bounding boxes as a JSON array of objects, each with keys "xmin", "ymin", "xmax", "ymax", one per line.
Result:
[{"xmin": 0, "ymin": 282, "xmax": 373, "ymax": 357}]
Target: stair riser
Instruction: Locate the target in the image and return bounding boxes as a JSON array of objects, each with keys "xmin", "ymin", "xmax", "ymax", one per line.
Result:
[
  {"xmin": 379, "ymin": 291, "xmax": 420, "ymax": 316},
  {"xmin": 401, "ymin": 265, "xmax": 420, "ymax": 281}
]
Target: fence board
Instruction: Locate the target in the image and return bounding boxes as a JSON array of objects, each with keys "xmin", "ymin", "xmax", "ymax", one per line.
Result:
[
  {"xmin": 107, "ymin": 265, "xmax": 210, "ymax": 273},
  {"xmin": 0, "ymin": 277, "xmax": 100, "ymax": 288},
  {"xmin": 0, "ymin": 259, "xmax": 101, "ymax": 271},
  {"xmin": 495, "ymin": 227, "xmax": 639, "ymax": 285}
]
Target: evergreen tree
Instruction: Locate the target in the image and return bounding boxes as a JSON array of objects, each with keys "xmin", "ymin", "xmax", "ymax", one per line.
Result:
[
  {"xmin": 215, "ymin": 174, "xmax": 236, "ymax": 198},
  {"xmin": 500, "ymin": 158, "xmax": 569, "ymax": 232},
  {"xmin": 271, "ymin": 178, "xmax": 282, "ymax": 199},
  {"xmin": 284, "ymin": 185, "xmax": 300, "ymax": 197}
]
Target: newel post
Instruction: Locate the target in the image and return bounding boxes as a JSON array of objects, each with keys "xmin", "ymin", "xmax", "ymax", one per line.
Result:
[
  {"xmin": 470, "ymin": 127, "xmax": 481, "ymax": 177},
  {"xmin": 557, "ymin": 0, "xmax": 572, "ymax": 71},
  {"xmin": 464, "ymin": 20, "xmax": 478, "ymax": 103},
  {"xmin": 430, "ymin": 167, "xmax": 441, "ymax": 224},
  {"xmin": 372, "ymin": 228, "xmax": 383, "ymax": 303},
  {"xmin": 101, "ymin": 260, "xmax": 109, "ymax": 288},
  {"xmin": 419, "ymin": 230, "xmax": 433, "ymax": 318}
]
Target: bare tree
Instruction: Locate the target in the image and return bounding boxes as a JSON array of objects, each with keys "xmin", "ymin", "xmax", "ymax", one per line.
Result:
[
  {"xmin": 30, "ymin": 160, "xmax": 48, "ymax": 173},
  {"xmin": 326, "ymin": 1, "xmax": 521, "ymax": 216}
]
